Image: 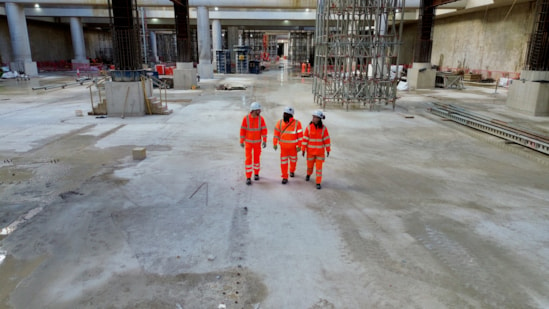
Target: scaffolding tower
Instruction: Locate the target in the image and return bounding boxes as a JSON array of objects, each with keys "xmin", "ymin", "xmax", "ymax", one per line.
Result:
[
  {"xmin": 313, "ymin": 0, "xmax": 405, "ymax": 110},
  {"xmin": 289, "ymin": 31, "xmax": 314, "ymax": 68},
  {"xmin": 525, "ymin": 0, "xmax": 549, "ymax": 71},
  {"xmin": 242, "ymin": 30, "xmax": 265, "ymax": 61},
  {"xmin": 264, "ymin": 34, "xmax": 278, "ymax": 62}
]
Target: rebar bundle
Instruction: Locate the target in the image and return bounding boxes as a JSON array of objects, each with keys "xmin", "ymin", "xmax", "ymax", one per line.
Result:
[
  {"xmin": 109, "ymin": 0, "xmax": 142, "ymax": 70},
  {"xmin": 313, "ymin": 0, "xmax": 405, "ymax": 110}
]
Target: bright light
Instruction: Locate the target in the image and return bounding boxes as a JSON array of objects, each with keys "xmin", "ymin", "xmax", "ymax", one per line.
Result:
[
  {"xmin": 34, "ymin": 3, "xmax": 40, "ymax": 8},
  {"xmin": 284, "ymin": 20, "xmax": 289, "ymax": 23},
  {"xmin": 152, "ymin": 18, "xmax": 158, "ymax": 22},
  {"xmin": 306, "ymin": 8, "xmax": 310, "ymax": 12},
  {"xmin": 215, "ymin": 7, "xmax": 219, "ymax": 11}
]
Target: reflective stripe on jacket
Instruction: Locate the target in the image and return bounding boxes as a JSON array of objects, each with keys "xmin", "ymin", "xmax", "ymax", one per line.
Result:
[
  {"xmin": 302, "ymin": 123, "xmax": 331, "ymax": 155},
  {"xmin": 273, "ymin": 118, "xmax": 303, "ymax": 148},
  {"xmin": 240, "ymin": 114, "xmax": 268, "ymax": 144}
]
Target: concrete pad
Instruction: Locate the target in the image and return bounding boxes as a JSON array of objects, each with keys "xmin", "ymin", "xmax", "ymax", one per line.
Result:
[{"xmin": 173, "ymin": 68, "xmax": 198, "ymax": 90}]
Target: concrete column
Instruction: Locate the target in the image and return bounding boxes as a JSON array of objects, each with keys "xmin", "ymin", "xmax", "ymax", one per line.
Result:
[
  {"xmin": 407, "ymin": 62, "xmax": 436, "ymax": 90},
  {"xmin": 212, "ymin": 20, "xmax": 222, "ymax": 51},
  {"xmin": 227, "ymin": 26, "xmax": 238, "ymax": 49},
  {"xmin": 149, "ymin": 31, "xmax": 159, "ymax": 63},
  {"xmin": 212, "ymin": 19, "xmax": 222, "ymax": 72},
  {"xmin": 5, "ymin": 2, "xmax": 37, "ymax": 76},
  {"xmin": 70, "ymin": 17, "xmax": 90, "ymax": 70},
  {"xmin": 196, "ymin": 6, "xmax": 213, "ymax": 79},
  {"xmin": 227, "ymin": 26, "xmax": 238, "ymax": 73}
]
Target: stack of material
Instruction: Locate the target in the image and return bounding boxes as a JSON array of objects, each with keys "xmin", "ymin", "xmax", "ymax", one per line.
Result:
[{"xmin": 463, "ymin": 73, "xmax": 482, "ymax": 82}]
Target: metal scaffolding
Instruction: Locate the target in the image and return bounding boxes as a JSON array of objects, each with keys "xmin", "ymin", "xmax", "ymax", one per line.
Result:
[
  {"xmin": 525, "ymin": 0, "xmax": 549, "ymax": 71},
  {"xmin": 264, "ymin": 34, "xmax": 278, "ymax": 62},
  {"xmin": 289, "ymin": 31, "xmax": 314, "ymax": 68},
  {"xmin": 242, "ymin": 30, "xmax": 265, "ymax": 61},
  {"xmin": 313, "ymin": 0, "xmax": 405, "ymax": 110}
]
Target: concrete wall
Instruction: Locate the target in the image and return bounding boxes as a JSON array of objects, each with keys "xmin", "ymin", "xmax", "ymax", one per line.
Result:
[
  {"xmin": 0, "ymin": 16, "xmax": 109, "ymax": 66},
  {"xmin": 84, "ymin": 29, "xmax": 113, "ymax": 63},
  {"xmin": 431, "ymin": 2, "xmax": 535, "ymax": 79},
  {"xmin": 28, "ymin": 20, "xmax": 73, "ymax": 62},
  {"xmin": 399, "ymin": 23, "xmax": 417, "ymax": 66}
]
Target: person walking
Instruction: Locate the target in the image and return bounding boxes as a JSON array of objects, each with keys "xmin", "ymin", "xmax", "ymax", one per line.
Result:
[
  {"xmin": 302, "ymin": 110, "xmax": 331, "ymax": 189},
  {"xmin": 240, "ymin": 102, "xmax": 268, "ymax": 185},
  {"xmin": 273, "ymin": 106, "xmax": 303, "ymax": 184}
]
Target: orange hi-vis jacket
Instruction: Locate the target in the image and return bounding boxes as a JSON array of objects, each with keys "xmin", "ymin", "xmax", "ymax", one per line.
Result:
[
  {"xmin": 273, "ymin": 118, "xmax": 303, "ymax": 149},
  {"xmin": 240, "ymin": 114, "xmax": 268, "ymax": 144},
  {"xmin": 302, "ymin": 123, "xmax": 331, "ymax": 156}
]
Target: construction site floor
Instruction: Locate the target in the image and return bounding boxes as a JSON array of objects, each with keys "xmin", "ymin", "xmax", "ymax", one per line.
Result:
[{"xmin": 1, "ymin": 70, "xmax": 548, "ymax": 309}]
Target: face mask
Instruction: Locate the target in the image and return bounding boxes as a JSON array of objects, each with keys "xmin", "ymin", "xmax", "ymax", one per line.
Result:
[{"xmin": 283, "ymin": 114, "xmax": 291, "ymax": 122}]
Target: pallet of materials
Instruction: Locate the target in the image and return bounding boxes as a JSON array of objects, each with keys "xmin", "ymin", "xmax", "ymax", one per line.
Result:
[{"xmin": 463, "ymin": 73, "xmax": 482, "ymax": 82}]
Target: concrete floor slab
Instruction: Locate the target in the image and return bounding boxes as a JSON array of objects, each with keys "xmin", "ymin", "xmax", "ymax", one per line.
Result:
[{"xmin": 1, "ymin": 69, "xmax": 549, "ymax": 308}]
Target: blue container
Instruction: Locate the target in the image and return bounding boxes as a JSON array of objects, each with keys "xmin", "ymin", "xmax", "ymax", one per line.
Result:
[
  {"xmin": 110, "ymin": 70, "xmax": 146, "ymax": 82},
  {"xmin": 249, "ymin": 60, "xmax": 261, "ymax": 74}
]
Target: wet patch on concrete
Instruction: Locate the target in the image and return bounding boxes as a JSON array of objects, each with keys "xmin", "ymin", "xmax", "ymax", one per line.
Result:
[{"xmin": 0, "ymin": 254, "xmax": 47, "ymax": 308}]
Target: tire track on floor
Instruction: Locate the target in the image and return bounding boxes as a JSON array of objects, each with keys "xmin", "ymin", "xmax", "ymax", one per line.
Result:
[
  {"xmin": 317, "ymin": 191, "xmax": 472, "ymax": 306},
  {"xmin": 414, "ymin": 224, "xmax": 535, "ymax": 308}
]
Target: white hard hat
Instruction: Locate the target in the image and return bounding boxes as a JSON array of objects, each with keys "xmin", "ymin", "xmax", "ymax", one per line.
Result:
[
  {"xmin": 312, "ymin": 110, "xmax": 325, "ymax": 119},
  {"xmin": 250, "ymin": 102, "xmax": 261, "ymax": 111},
  {"xmin": 284, "ymin": 106, "xmax": 294, "ymax": 115}
]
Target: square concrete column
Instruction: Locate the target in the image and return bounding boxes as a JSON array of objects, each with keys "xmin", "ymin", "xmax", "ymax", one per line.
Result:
[
  {"xmin": 105, "ymin": 81, "xmax": 152, "ymax": 117},
  {"xmin": 507, "ymin": 70, "xmax": 549, "ymax": 116},
  {"xmin": 407, "ymin": 62, "xmax": 436, "ymax": 90},
  {"xmin": 173, "ymin": 62, "xmax": 198, "ymax": 90}
]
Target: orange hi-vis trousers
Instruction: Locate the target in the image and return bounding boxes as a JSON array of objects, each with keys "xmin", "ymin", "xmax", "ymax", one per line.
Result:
[
  {"xmin": 245, "ymin": 142, "xmax": 262, "ymax": 178},
  {"xmin": 279, "ymin": 145, "xmax": 298, "ymax": 179},
  {"xmin": 306, "ymin": 154, "xmax": 325, "ymax": 184}
]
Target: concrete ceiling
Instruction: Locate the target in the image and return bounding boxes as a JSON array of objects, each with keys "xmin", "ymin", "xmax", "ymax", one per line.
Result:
[{"xmin": 0, "ymin": 0, "xmax": 535, "ymax": 32}]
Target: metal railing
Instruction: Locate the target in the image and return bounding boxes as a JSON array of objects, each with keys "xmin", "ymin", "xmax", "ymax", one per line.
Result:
[{"xmin": 429, "ymin": 103, "xmax": 549, "ymax": 155}]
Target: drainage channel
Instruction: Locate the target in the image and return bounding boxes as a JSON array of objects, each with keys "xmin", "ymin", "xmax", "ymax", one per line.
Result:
[{"xmin": 429, "ymin": 103, "xmax": 549, "ymax": 155}]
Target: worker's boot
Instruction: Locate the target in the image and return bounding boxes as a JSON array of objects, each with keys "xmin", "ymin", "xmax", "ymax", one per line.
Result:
[
  {"xmin": 254, "ymin": 174, "xmax": 259, "ymax": 181},
  {"xmin": 282, "ymin": 178, "xmax": 288, "ymax": 184},
  {"xmin": 305, "ymin": 175, "xmax": 310, "ymax": 181},
  {"xmin": 316, "ymin": 184, "xmax": 321, "ymax": 190},
  {"xmin": 289, "ymin": 172, "xmax": 295, "ymax": 177},
  {"xmin": 246, "ymin": 178, "xmax": 252, "ymax": 185}
]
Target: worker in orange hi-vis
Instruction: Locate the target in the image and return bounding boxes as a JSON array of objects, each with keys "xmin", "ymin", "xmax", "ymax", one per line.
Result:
[
  {"xmin": 273, "ymin": 106, "xmax": 303, "ymax": 184},
  {"xmin": 302, "ymin": 110, "xmax": 331, "ymax": 190},
  {"xmin": 240, "ymin": 102, "xmax": 268, "ymax": 185}
]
